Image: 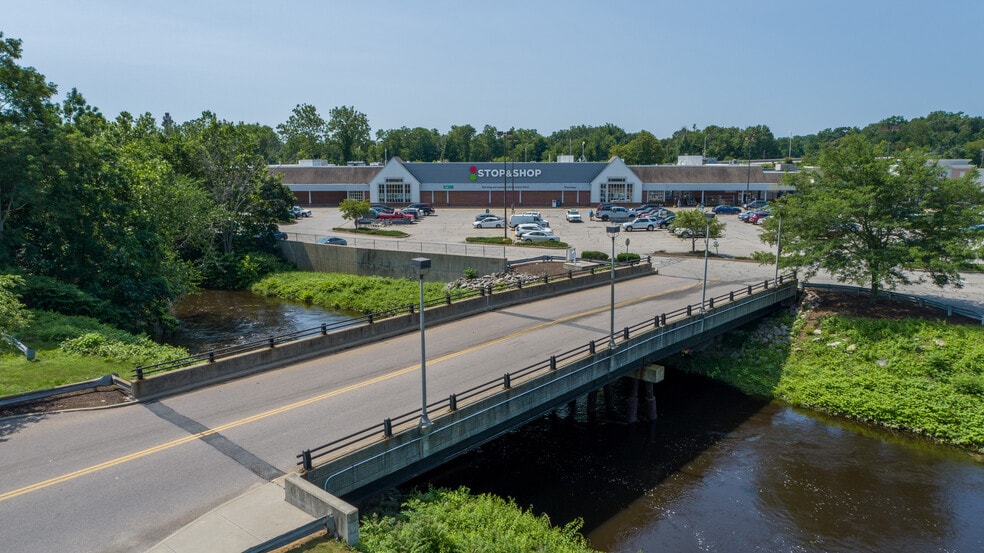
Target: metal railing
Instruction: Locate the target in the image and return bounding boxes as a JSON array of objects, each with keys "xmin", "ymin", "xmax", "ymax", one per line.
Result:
[
  {"xmin": 801, "ymin": 283, "xmax": 984, "ymax": 325},
  {"xmin": 296, "ymin": 273, "xmax": 796, "ymax": 470},
  {"xmin": 131, "ymin": 259, "xmax": 648, "ymax": 380}
]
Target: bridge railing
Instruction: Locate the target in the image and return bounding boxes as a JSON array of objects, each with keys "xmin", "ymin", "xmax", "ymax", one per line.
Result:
[
  {"xmin": 296, "ymin": 272, "xmax": 797, "ymax": 470},
  {"xmin": 131, "ymin": 258, "xmax": 648, "ymax": 380},
  {"xmin": 800, "ymin": 282, "xmax": 984, "ymax": 325}
]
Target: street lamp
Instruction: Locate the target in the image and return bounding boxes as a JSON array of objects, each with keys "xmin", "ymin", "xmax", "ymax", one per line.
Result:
[
  {"xmin": 581, "ymin": 141, "xmax": 586, "ymax": 162},
  {"xmin": 411, "ymin": 257, "xmax": 432, "ymax": 427},
  {"xmin": 497, "ymin": 131, "xmax": 513, "ymax": 239},
  {"xmin": 606, "ymin": 225, "xmax": 620, "ymax": 350},
  {"xmin": 700, "ymin": 212, "xmax": 714, "ymax": 318}
]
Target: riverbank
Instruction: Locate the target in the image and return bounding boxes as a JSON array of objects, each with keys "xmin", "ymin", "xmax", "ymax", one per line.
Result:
[{"xmin": 672, "ymin": 288, "xmax": 984, "ymax": 454}]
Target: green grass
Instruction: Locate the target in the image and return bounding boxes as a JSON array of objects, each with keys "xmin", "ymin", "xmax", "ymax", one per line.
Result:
[
  {"xmin": 675, "ymin": 312, "xmax": 984, "ymax": 452},
  {"xmin": 251, "ymin": 272, "xmax": 457, "ymax": 314},
  {"xmin": 0, "ymin": 311, "xmax": 188, "ymax": 395}
]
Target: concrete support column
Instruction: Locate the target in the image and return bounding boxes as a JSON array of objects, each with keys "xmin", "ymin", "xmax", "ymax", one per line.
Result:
[
  {"xmin": 603, "ymin": 384, "xmax": 615, "ymax": 411},
  {"xmin": 568, "ymin": 400, "xmax": 578, "ymax": 417},
  {"xmin": 626, "ymin": 378, "xmax": 639, "ymax": 424},
  {"xmin": 587, "ymin": 390, "xmax": 598, "ymax": 414},
  {"xmin": 644, "ymin": 381, "xmax": 658, "ymax": 421}
]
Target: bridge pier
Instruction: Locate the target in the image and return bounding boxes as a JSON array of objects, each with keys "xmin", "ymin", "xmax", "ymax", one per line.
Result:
[
  {"xmin": 643, "ymin": 380, "xmax": 658, "ymax": 421},
  {"xmin": 586, "ymin": 390, "xmax": 598, "ymax": 414},
  {"xmin": 604, "ymin": 384, "xmax": 615, "ymax": 411},
  {"xmin": 626, "ymin": 378, "xmax": 639, "ymax": 423}
]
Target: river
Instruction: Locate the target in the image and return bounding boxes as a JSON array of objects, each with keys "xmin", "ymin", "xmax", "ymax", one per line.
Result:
[{"xmin": 170, "ymin": 291, "xmax": 984, "ymax": 552}]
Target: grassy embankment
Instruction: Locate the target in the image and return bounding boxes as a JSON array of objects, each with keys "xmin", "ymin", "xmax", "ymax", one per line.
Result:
[
  {"xmin": 0, "ymin": 311, "xmax": 187, "ymax": 396},
  {"xmin": 674, "ymin": 305, "xmax": 984, "ymax": 453}
]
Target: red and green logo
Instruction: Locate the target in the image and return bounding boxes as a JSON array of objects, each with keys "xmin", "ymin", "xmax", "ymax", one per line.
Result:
[{"xmin": 469, "ymin": 166, "xmax": 478, "ymax": 181}]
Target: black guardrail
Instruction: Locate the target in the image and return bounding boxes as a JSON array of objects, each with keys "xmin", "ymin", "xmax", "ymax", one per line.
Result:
[
  {"xmin": 132, "ymin": 258, "xmax": 649, "ymax": 380},
  {"xmin": 296, "ymin": 272, "xmax": 797, "ymax": 470},
  {"xmin": 801, "ymin": 283, "xmax": 984, "ymax": 324}
]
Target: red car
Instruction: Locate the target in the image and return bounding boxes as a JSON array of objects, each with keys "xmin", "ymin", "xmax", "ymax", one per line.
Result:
[{"xmin": 378, "ymin": 210, "xmax": 413, "ymax": 221}]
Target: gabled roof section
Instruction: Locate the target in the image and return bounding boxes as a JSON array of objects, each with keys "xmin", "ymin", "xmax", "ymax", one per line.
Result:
[{"xmin": 268, "ymin": 164, "xmax": 382, "ymax": 184}]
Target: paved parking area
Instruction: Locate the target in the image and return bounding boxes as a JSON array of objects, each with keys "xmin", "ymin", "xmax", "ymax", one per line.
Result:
[
  {"xmin": 284, "ymin": 205, "xmax": 984, "ymax": 313},
  {"xmin": 284, "ymin": 206, "xmax": 773, "ymax": 261}
]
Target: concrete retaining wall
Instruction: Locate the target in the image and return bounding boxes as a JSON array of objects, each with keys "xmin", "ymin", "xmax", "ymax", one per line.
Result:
[
  {"xmin": 278, "ymin": 240, "xmax": 507, "ymax": 282},
  {"xmin": 130, "ymin": 262, "xmax": 655, "ymax": 400}
]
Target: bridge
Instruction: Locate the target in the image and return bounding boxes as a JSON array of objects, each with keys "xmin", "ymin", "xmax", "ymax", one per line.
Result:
[{"xmin": 286, "ymin": 273, "xmax": 798, "ymax": 544}]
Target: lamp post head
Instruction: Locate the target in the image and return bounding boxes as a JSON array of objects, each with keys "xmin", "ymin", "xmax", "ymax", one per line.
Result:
[
  {"xmin": 606, "ymin": 225, "xmax": 621, "ymax": 239},
  {"xmin": 411, "ymin": 257, "xmax": 431, "ymax": 274}
]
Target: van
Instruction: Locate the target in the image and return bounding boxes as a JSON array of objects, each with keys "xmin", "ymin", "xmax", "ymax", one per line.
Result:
[{"xmin": 508, "ymin": 214, "xmax": 550, "ymax": 228}]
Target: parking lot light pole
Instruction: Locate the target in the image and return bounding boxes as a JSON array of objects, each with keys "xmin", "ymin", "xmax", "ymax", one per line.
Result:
[
  {"xmin": 411, "ymin": 257, "xmax": 432, "ymax": 427},
  {"xmin": 497, "ymin": 131, "xmax": 512, "ymax": 239},
  {"xmin": 700, "ymin": 212, "xmax": 714, "ymax": 319},
  {"xmin": 606, "ymin": 225, "xmax": 620, "ymax": 350}
]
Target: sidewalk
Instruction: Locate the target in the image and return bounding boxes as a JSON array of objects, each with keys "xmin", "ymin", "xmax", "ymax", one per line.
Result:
[{"xmin": 147, "ymin": 477, "xmax": 317, "ymax": 553}]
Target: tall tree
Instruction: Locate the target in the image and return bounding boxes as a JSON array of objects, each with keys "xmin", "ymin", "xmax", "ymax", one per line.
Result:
[
  {"xmin": 326, "ymin": 105, "xmax": 370, "ymax": 164},
  {"xmin": 276, "ymin": 103, "xmax": 327, "ymax": 162},
  {"xmin": 0, "ymin": 33, "xmax": 60, "ymax": 263},
  {"xmin": 762, "ymin": 134, "xmax": 984, "ymax": 299}
]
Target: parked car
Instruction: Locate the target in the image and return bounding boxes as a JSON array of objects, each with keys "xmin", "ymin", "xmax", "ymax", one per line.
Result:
[
  {"xmin": 744, "ymin": 200, "xmax": 768, "ymax": 210},
  {"xmin": 370, "ymin": 203, "xmax": 394, "ymax": 213},
  {"xmin": 515, "ymin": 223, "xmax": 552, "ymax": 238},
  {"xmin": 378, "ymin": 211, "xmax": 413, "ymax": 221},
  {"xmin": 408, "ymin": 203, "xmax": 434, "ymax": 215},
  {"xmin": 290, "ymin": 206, "xmax": 312, "ymax": 218},
  {"xmin": 473, "ymin": 217, "xmax": 505, "ymax": 229},
  {"xmin": 598, "ymin": 205, "xmax": 633, "ymax": 222},
  {"xmin": 745, "ymin": 209, "xmax": 771, "ymax": 224},
  {"xmin": 475, "ymin": 212, "xmax": 501, "ymax": 221},
  {"xmin": 712, "ymin": 205, "xmax": 742, "ymax": 215},
  {"xmin": 620, "ymin": 216, "xmax": 660, "ymax": 231},
  {"xmin": 316, "ymin": 236, "xmax": 347, "ymax": 246},
  {"xmin": 655, "ymin": 214, "xmax": 676, "ymax": 228},
  {"xmin": 565, "ymin": 209, "xmax": 583, "ymax": 223},
  {"xmin": 509, "ymin": 213, "xmax": 549, "ymax": 228},
  {"xmin": 401, "ymin": 207, "xmax": 421, "ymax": 220},
  {"xmin": 520, "ymin": 230, "xmax": 560, "ymax": 243}
]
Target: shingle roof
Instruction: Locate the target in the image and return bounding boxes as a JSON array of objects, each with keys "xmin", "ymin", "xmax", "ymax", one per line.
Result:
[{"xmin": 268, "ymin": 165, "xmax": 382, "ymax": 184}]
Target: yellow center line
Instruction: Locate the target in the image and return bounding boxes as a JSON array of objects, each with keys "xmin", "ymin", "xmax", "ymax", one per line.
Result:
[{"xmin": 1, "ymin": 279, "xmax": 702, "ymax": 502}]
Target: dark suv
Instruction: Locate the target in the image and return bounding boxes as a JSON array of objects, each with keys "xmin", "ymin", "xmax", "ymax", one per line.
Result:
[{"xmin": 408, "ymin": 203, "xmax": 435, "ymax": 215}]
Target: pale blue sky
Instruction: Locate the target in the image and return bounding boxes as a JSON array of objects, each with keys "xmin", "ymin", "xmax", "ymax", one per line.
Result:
[{"xmin": 3, "ymin": 0, "xmax": 981, "ymax": 138}]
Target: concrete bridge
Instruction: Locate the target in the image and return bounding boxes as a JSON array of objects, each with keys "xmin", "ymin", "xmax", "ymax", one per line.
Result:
[{"xmin": 286, "ymin": 275, "xmax": 798, "ymax": 544}]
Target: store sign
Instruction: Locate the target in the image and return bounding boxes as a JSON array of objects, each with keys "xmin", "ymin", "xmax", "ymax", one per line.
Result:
[{"xmin": 469, "ymin": 165, "xmax": 542, "ymax": 181}]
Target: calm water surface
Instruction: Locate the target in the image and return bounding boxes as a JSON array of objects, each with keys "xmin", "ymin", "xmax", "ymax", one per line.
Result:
[
  {"xmin": 167, "ymin": 289, "xmax": 355, "ymax": 353},
  {"xmin": 171, "ymin": 292, "xmax": 984, "ymax": 552},
  {"xmin": 411, "ymin": 371, "xmax": 984, "ymax": 553}
]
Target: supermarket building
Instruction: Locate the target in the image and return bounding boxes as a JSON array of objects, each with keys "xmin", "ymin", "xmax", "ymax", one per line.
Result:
[{"xmin": 271, "ymin": 156, "xmax": 794, "ymax": 208}]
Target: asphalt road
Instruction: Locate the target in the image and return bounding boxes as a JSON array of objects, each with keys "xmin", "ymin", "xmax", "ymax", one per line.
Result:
[
  {"xmin": 1, "ymin": 267, "xmax": 766, "ymax": 552},
  {"xmin": 1, "ymin": 207, "xmax": 981, "ymax": 553}
]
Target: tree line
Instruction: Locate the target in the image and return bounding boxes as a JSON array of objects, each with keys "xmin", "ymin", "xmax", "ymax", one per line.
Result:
[{"xmin": 2, "ymin": 30, "xmax": 983, "ymax": 338}]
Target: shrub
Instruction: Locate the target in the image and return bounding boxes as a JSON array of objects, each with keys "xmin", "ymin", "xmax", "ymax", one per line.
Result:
[
  {"xmin": 616, "ymin": 252, "xmax": 641, "ymax": 262},
  {"xmin": 463, "ymin": 267, "xmax": 478, "ymax": 279},
  {"xmin": 580, "ymin": 250, "xmax": 609, "ymax": 261}
]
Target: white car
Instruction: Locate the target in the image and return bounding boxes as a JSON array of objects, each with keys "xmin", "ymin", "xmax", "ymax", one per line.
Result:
[
  {"xmin": 514, "ymin": 223, "xmax": 552, "ymax": 238},
  {"xmin": 565, "ymin": 209, "xmax": 582, "ymax": 223},
  {"xmin": 521, "ymin": 230, "xmax": 560, "ymax": 243},
  {"xmin": 620, "ymin": 216, "xmax": 660, "ymax": 231},
  {"xmin": 473, "ymin": 217, "xmax": 505, "ymax": 229},
  {"xmin": 290, "ymin": 206, "xmax": 312, "ymax": 217}
]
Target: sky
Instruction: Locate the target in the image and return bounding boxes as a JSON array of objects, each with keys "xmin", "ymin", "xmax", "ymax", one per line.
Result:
[{"xmin": 3, "ymin": 0, "xmax": 982, "ymax": 139}]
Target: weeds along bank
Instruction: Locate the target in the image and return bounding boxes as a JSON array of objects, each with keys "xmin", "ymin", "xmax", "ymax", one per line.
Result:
[{"xmin": 672, "ymin": 291, "xmax": 984, "ymax": 454}]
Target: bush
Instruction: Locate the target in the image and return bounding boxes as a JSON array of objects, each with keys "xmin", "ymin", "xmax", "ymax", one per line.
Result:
[
  {"xmin": 580, "ymin": 250, "xmax": 609, "ymax": 261},
  {"xmin": 463, "ymin": 267, "xmax": 478, "ymax": 279},
  {"xmin": 360, "ymin": 487, "xmax": 598, "ymax": 553},
  {"xmin": 616, "ymin": 252, "xmax": 641, "ymax": 262}
]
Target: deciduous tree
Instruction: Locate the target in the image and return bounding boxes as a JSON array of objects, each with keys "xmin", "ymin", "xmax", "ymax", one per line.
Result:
[{"xmin": 762, "ymin": 134, "xmax": 984, "ymax": 299}]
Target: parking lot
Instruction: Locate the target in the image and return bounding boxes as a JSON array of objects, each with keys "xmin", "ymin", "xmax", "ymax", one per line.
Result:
[{"xmin": 284, "ymin": 206, "xmax": 774, "ymax": 261}]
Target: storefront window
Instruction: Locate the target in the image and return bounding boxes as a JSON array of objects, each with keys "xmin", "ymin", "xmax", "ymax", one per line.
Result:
[
  {"xmin": 378, "ymin": 181, "xmax": 411, "ymax": 203},
  {"xmin": 601, "ymin": 179, "xmax": 633, "ymax": 203}
]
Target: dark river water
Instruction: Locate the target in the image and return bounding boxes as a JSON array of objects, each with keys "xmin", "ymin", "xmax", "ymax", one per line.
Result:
[{"xmin": 171, "ymin": 291, "xmax": 984, "ymax": 552}]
